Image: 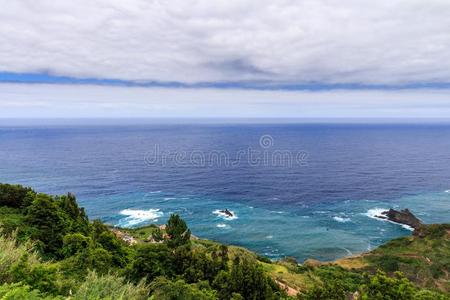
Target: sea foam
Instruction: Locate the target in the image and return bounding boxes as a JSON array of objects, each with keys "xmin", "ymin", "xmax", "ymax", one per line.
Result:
[
  {"xmin": 217, "ymin": 223, "xmax": 231, "ymax": 229},
  {"xmin": 119, "ymin": 208, "xmax": 163, "ymax": 227},
  {"xmin": 333, "ymin": 216, "xmax": 351, "ymax": 223},
  {"xmin": 365, "ymin": 208, "xmax": 388, "ymax": 220}
]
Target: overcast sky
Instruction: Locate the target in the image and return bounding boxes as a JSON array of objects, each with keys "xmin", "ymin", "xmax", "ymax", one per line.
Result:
[{"xmin": 1, "ymin": 0, "xmax": 450, "ymax": 119}]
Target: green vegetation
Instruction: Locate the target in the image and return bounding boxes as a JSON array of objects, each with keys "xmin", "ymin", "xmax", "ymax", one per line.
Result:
[
  {"xmin": 0, "ymin": 183, "xmax": 285, "ymax": 299},
  {"xmin": 334, "ymin": 223, "xmax": 450, "ymax": 292},
  {"xmin": 0, "ymin": 183, "xmax": 448, "ymax": 299}
]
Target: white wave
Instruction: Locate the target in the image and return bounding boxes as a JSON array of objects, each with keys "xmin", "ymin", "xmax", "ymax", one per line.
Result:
[
  {"xmin": 163, "ymin": 197, "xmax": 176, "ymax": 201},
  {"xmin": 341, "ymin": 247, "xmax": 353, "ymax": 256},
  {"xmin": 364, "ymin": 208, "xmax": 414, "ymax": 231},
  {"xmin": 266, "ymin": 235, "xmax": 273, "ymax": 239},
  {"xmin": 400, "ymin": 224, "xmax": 414, "ymax": 231},
  {"xmin": 213, "ymin": 209, "xmax": 238, "ymax": 220},
  {"xmin": 119, "ymin": 208, "xmax": 163, "ymax": 227},
  {"xmin": 149, "ymin": 191, "xmax": 162, "ymax": 194},
  {"xmin": 364, "ymin": 208, "xmax": 388, "ymax": 219},
  {"xmin": 445, "ymin": 190, "xmax": 450, "ymax": 193},
  {"xmin": 217, "ymin": 223, "xmax": 231, "ymax": 229},
  {"xmin": 333, "ymin": 216, "xmax": 351, "ymax": 223}
]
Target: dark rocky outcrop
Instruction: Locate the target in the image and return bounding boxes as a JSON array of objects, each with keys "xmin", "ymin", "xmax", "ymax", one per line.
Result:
[
  {"xmin": 378, "ymin": 208, "xmax": 422, "ymax": 230},
  {"xmin": 220, "ymin": 209, "xmax": 234, "ymax": 217}
]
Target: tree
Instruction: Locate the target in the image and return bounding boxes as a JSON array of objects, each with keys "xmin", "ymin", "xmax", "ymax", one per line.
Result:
[
  {"xmin": 177, "ymin": 246, "xmax": 219, "ymax": 283},
  {"xmin": 26, "ymin": 194, "xmax": 67, "ymax": 257},
  {"xmin": 225, "ymin": 257, "xmax": 283, "ymax": 300},
  {"xmin": 212, "ymin": 271, "xmax": 233, "ymax": 300},
  {"xmin": 97, "ymin": 231, "xmax": 130, "ymax": 267},
  {"xmin": 90, "ymin": 219, "xmax": 109, "ymax": 241},
  {"xmin": 58, "ymin": 193, "xmax": 89, "ymax": 234},
  {"xmin": 127, "ymin": 244, "xmax": 173, "ymax": 283},
  {"xmin": 151, "ymin": 227, "xmax": 164, "ymax": 242},
  {"xmin": 165, "ymin": 214, "xmax": 191, "ymax": 248},
  {"xmin": 0, "ymin": 183, "xmax": 35, "ymax": 208}
]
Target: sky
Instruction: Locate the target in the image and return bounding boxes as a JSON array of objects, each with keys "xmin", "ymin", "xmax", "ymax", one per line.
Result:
[{"xmin": 1, "ymin": 0, "xmax": 450, "ymax": 119}]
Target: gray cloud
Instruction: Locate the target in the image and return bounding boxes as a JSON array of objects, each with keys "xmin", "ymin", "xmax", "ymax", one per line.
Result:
[{"xmin": 1, "ymin": 0, "xmax": 450, "ymax": 85}]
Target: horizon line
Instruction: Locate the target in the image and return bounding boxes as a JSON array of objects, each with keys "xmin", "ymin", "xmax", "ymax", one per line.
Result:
[{"xmin": 2, "ymin": 117, "xmax": 450, "ymax": 126}]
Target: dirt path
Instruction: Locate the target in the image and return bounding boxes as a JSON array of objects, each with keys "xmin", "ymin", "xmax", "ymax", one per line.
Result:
[{"xmin": 275, "ymin": 280, "xmax": 299, "ymax": 297}]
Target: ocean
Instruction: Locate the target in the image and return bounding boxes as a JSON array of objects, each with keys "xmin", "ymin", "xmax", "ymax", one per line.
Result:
[{"xmin": 1, "ymin": 121, "xmax": 450, "ymax": 261}]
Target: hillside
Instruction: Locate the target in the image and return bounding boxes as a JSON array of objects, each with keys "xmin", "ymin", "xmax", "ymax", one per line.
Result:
[{"xmin": 0, "ymin": 183, "xmax": 449, "ymax": 299}]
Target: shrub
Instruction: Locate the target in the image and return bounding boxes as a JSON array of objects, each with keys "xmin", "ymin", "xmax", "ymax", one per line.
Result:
[
  {"xmin": 9, "ymin": 253, "xmax": 61, "ymax": 295},
  {"xmin": 297, "ymin": 280, "xmax": 347, "ymax": 300},
  {"xmin": 149, "ymin": 277, "xmax": 217, "ymax": 300},
  {"xmin": 256, "ymin": 254, "xmax": 272, "ymax": 264},
  {"xmin": 422, "ymin": 224, "xmax": 449, "ymax": 239},
  {"xmin": 359, "ymin": 271, "xmax": 416, "ymax": 300},
  {"xmin": 61, "ymin": 233, "xmax": 91, "ymax": 257},
  {"xmin": 377, "ymin": 255, "xmax": 400, "ymax": 272},
  {"xmin": 413, "ymin": 289, "xmax": 449, "ymax": 300}
]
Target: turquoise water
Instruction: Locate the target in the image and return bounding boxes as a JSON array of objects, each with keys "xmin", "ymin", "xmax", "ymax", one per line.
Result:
[
  {"xmin": 1, "ymin": 123, "xmax": 450, "ymax": 261},
  {"xmin": 83, "ymin": 189, "xmax": 450, "ymax": 261}
]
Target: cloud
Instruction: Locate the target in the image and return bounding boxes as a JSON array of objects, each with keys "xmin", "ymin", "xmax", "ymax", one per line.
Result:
[
  {"xmin": 1, "ymin": 0, "xmax": 450, "ymax": 86},
  {"xmin": 1, "ymin": 83, "xmax": 450, "ymax": 118}
]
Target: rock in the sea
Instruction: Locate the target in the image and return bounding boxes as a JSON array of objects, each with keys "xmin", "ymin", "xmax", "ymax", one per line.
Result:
[
  {"xmin": 220, "ymin": 209, "xmax": 234, "ymax": 217},
  {"xmin": 381, "ymin": 208, "xmax": 422, "ymax": 230}
]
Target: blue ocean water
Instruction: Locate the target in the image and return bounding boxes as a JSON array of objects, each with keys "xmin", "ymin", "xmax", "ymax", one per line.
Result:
[{"xmin": 1, "ymin": 122, "xmax": 450, "ymax": 261}]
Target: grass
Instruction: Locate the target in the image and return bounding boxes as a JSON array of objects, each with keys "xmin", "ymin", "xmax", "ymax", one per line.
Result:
[
  {"xmin": 73, "ymin": 271, "xmax": 148, "ymax": 300},
  {"xmin": 118, "ymin": 224, "xmax": 160, "ymax": 241},
  {"xmin": 334, "ymin": 224, "xmax": 450, "ymax": 292}
]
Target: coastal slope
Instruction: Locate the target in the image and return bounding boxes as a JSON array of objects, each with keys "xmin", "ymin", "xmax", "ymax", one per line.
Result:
[{"xmin": 0, "ymin": 183, "xmax": 449, "ymax": 299}]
